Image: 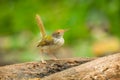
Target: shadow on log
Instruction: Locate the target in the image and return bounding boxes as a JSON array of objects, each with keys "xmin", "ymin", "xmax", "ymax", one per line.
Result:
[{"xmin": 0, "ymin": 53, "xmax": 120, "ymax": 80}]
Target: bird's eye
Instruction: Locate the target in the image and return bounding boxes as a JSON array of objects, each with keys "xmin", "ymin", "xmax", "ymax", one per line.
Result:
[{"xmin": 57, "ymin": 32, "xmax": 60, "ymax": 34}]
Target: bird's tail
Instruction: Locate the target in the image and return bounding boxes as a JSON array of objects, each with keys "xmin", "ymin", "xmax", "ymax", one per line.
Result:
[{"xmin": 36, "ymin": 14, "xmax": 46, "ymax": 38}]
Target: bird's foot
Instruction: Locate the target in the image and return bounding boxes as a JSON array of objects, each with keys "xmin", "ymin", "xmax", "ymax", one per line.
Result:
[
  {"xmin": 51, "ymin": 58, "xmax": 58, "ymax": 61},
  {"xmin": 41, "ymin": 60, "xmax": 47, "ymax": 64}
]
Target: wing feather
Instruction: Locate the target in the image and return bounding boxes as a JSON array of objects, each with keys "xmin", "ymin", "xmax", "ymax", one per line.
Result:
[{"xmin": 37, "ymin": 36, "xmax": 54, "ymax": 47}]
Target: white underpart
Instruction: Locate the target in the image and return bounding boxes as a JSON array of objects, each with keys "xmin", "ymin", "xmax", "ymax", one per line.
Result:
[
  {"xmin": 53, "ymin": 37, "xmax": 64, "ymax": 49},
  {"xmin": 40, "ymin": 37, "xmax": 64, "ymax": 54}
]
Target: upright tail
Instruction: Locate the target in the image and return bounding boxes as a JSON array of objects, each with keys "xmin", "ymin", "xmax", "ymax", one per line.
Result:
[{"xmin": 36, "ymin": 14, "xmax": 46, "ymax": 38}]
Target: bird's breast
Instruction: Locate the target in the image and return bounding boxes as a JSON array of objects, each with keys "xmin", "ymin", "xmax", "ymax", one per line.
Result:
[{"xmin": 53, "ymin": 38, "xmax": 64, "ymax": 48}]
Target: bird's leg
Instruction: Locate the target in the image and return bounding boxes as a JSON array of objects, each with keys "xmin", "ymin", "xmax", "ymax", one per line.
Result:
[
  {"xmin": 50, "ymin": 54, "xmax": 58, "ymax": 60},
  {"xmin": 40, "ymin": 49, "xmax": 47, "ymax": 64},
  {"xmin": 48, "ymin": 48, "xmax": 58, "ymax": 60}
]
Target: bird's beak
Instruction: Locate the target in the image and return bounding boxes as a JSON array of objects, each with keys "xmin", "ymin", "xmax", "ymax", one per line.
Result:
[{"xmin": 64, "ymin": 29, "xmax": 69, "ymax": 32}]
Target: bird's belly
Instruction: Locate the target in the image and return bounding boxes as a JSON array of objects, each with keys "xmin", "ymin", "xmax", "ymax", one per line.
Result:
[{"xmin": 40, "ymin": 38, "xmax": 64, "ymax": 54}]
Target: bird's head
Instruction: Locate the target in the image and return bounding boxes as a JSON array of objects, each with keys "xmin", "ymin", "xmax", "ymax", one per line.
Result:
[{"xmin": 52, "ymin": 29, "xmax": 68, "ymax": 38}]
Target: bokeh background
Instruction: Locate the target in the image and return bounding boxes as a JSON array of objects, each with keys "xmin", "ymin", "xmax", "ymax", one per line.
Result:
[{"xmin": 0, "ymin": 0, "xmax": 120, "ymax": 66}]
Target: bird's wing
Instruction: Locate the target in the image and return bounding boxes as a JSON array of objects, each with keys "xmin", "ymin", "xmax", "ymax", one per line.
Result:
[
  {"xmin": 36, "ymin": 14, "xmax": 46, "ymax": 38},
  {"xmin": 37, "ymin": 36, "xmax": 54, "ymax": 47}
]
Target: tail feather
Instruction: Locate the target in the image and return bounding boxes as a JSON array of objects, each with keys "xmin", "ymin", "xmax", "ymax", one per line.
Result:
[{"xmin": 36, "ymin": 14, "xmax": 46, "ymax": 38}]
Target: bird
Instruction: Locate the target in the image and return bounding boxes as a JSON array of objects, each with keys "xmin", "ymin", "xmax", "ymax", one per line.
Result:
[{"xmin": 35, "ymin": 14, "xmax": 67, "ymax": 63}]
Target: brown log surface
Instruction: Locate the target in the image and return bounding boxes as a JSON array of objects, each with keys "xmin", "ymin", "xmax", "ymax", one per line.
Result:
[
  {"xmin": 0, "ymin": 53, "xmax": 120, "ymax": 80},
  {"xmin": 0, "ymin": 58, "xmax": 94, "ymax": 80},
  {"xmin": 42, "ymin": 53, "xmax": 120, "ymax": 80}
]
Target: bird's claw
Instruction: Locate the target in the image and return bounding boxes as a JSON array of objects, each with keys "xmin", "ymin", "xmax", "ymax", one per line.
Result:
[
  {"xmin": 51, "ymin": 58, "xmax": 58, "ymax": 61},
  {"xmin": 41, "ymin": 60, "xmax": 47, "ymax": 64}
]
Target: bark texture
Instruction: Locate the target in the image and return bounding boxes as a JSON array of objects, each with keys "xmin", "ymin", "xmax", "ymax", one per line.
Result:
[
  {"xmin": 42, "ymin": 53, "xmax": 120, "ymax": 80},
  {"xmin": 0, "ymin": 58, "xmax": 94, "ymax": 80},
  {"xmin": 0, "ymin": 53, "xmax": 120, "ymax": 80}
]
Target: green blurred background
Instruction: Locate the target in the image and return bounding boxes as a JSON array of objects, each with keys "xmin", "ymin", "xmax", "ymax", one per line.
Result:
[{"xmin": 0, "ymin": 0, "xmax": 120, "ymax": 66}]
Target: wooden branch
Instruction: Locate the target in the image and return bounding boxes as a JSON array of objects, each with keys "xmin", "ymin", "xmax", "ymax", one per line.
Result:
[
  {"xmin": 42, "ymin": 53, "xmax": 120, "ymax": 80},
  {"xmin": 0, "ymin": 53, "xmax": 119, "ymax": 80},
  {"xmin": 0, "ymin": 58, "xmax": 94, "ymax": 80}
]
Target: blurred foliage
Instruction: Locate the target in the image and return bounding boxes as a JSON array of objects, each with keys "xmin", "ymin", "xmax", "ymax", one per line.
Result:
[
  {"xmin": 0, "ymin": 0, "xmax": 119, "ymax": 43},
  {"xmin": 0, "ymin": 0, "xmax": 120, "ymax": 65}
]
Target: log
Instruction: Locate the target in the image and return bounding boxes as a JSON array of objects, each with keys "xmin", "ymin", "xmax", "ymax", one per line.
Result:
[
  {"xmin": 0, "ymin": 58, "xmax": 94, "ymax": 80},
  {"xmin": 0, "ymin": 53, "xmax": 120, "ymax": 80},
  {"xmin": 42, "ymin": 53, "xmax": 120, "ymax": 80}
]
